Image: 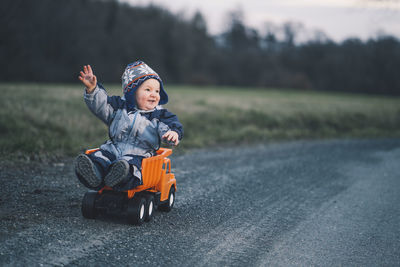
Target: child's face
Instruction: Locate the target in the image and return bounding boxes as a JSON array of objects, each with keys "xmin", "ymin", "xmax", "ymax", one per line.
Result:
[{"xmin": 135, "ymin": 79, "xmax": 160, "ymax": 110}]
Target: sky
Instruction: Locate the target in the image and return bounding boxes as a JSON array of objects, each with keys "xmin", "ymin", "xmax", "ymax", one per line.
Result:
[{"xmin": 121, "ymin": 0, "xmax": 400, "ymax": 42}]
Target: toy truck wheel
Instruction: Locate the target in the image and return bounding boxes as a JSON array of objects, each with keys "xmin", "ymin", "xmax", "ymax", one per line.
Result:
[
  {"xmin": 144, "ymin": 195, "xmax": 155, "ymax": 222},
  {"xmin": 82, "ymin": 191, "xmax": 98, "ymax": 219},
  {"xmin": 158, "ymin": 186, "xmax": 175, "ymax": 212},
  {"xmin": 127, "ymin": 197, "xmax": 146, "ymax": 225}
]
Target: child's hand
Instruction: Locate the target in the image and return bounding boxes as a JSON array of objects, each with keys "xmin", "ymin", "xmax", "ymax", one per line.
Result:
[
  {"xmin": 162, "ymin": 131, "xmax": 180, "ymax": 146},
  {"xmin": 78, "ymin": 65, "xmax": 97, "ymax": 93}
]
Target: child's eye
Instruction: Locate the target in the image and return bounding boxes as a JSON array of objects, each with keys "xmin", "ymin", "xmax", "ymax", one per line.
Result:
[{"xmin": 145, "ymin": 88, "xmax": 150, "ymax": 91}]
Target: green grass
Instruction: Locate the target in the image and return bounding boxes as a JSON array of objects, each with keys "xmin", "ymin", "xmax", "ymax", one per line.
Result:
[{"xmin": 1, "ymin": 83, "xmax": 400, "ymax": 160}]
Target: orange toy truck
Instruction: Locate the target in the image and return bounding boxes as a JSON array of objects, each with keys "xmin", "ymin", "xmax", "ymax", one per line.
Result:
[{"xmin": 81, "ymin": 148, "xmax": 176, "ymax": 225}]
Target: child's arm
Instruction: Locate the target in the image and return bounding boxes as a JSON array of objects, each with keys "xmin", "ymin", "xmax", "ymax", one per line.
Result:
[
  {"xmin": 78, "ymin": 65, "xmax": 97, "ymax": 94},
  {"xmin": 78, "ymin": 65, "xmax": 115, "ymax": 125},
  {"xmin": 162, "ymin": 131, "xmax": 180, "ymax": 146},
  {"xmin": 157, "ymin": 110, "xmax": 184, "ymax": 146}
]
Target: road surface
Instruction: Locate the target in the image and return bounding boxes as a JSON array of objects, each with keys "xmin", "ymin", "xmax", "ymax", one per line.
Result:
[{"xmin": 1, "ymin": 139, "xmax": 399, "ymax": 266}]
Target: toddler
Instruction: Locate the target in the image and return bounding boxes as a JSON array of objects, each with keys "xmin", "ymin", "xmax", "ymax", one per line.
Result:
[{"xmin": 75, "ymin": 61, "xmax": 183, "ymax": 191}]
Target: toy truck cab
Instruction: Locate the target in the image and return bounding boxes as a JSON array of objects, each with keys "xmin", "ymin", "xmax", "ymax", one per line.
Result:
[{"xmin": 81, "ymin": 148, "xmax": 176, "ymax": 225}]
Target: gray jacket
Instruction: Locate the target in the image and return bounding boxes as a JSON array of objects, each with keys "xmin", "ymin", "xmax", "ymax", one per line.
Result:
[{"xmin": 84, "ymin": 85, "xmax": 183, "ymax": 159}]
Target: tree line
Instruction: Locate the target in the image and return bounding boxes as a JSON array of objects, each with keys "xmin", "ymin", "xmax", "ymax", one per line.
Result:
[{"xmin": 1, "ymin": 0, "xmax": 400, "ymax": 95}]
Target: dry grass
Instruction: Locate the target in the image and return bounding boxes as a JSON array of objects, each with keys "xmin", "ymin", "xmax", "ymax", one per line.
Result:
[{"xmin": 1, "ymin": 83, "xmax": 399, "ymax": 160}]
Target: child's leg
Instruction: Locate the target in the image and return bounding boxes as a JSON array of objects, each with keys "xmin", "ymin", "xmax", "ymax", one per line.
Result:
[
  {"xmin": 104, "ymin": 160, "xmax": 130, "ymax": 187},
  {"xmin": 75, "ymin": 149, "xmax": 115, "ymax": 189},
  {"xmin": 106, "ymin": 155, "xmax": 144, "ymax": 191},
  {"xmin": 74, "ymin": 154, "xmax": 103, "ymax": 189}
]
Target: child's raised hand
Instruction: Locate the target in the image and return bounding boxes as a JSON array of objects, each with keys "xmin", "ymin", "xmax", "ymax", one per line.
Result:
[
  {"xmin": 78, "ymin": 65, "xmax": 97, "ymax": 93},
  {"xmin": 162, "ymin": 131, "xmax": 179, "ymax": 146}
]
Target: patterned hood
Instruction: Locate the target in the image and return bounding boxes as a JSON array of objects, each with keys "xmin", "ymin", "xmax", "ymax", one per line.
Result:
[{"xmin": 122, "ymin": 61, "xmax": 168, "ymax": 110}]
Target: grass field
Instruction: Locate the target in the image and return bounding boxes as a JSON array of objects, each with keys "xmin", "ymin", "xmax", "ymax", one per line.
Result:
[{"xmin": 1, "ymin": 83, "xmax": 400, "ymax": 161}]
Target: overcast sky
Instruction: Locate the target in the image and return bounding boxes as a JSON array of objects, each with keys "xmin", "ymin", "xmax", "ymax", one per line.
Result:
[{"xmin": 121, "ymin": 0, "xmax": 400, "ymax": 42}]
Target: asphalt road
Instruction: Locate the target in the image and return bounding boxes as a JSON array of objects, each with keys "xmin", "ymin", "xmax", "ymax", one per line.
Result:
[{"xmin": 1, "ymin": 139, "xmax": 400, "ymax": 266}]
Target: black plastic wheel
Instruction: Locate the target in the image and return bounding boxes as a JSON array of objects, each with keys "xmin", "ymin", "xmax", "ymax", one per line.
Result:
[
  {"xmin": 127, "ymin": 196, "xmax": 146, "ymax": 225},
  {"xmin": 144, "ymin": 195, "xmax": 155, "ymax": 222},
  {"xmin": 81, "ymin": 191, "xmax": 98, "ymax": 219},
  {"xmin": 158, "ymin": 186, "xmax": 175, "ymax": 212}
]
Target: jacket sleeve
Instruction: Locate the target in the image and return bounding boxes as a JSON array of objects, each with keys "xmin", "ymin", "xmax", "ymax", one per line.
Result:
[
  {"xmin": 83, "ymin": 84, "xmax": 116, "ymax": 125},
  {"xmin": 158, "ymin": 109, "xmax": 184, "ymax": 140}
]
